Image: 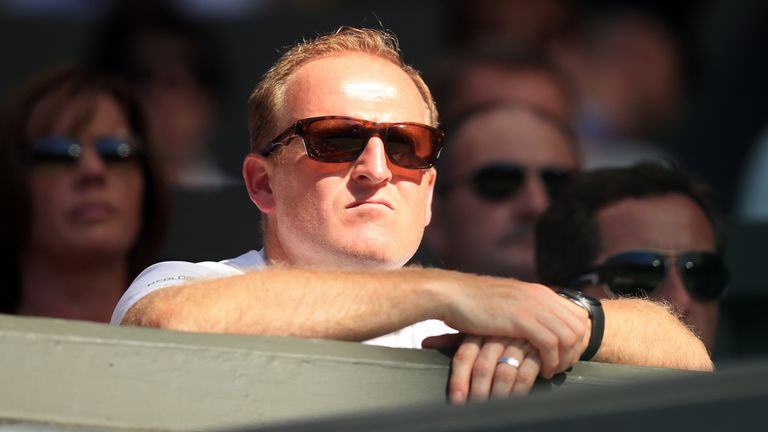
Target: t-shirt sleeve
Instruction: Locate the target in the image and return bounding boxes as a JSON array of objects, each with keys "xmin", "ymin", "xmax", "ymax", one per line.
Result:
[{"xmin": 110, "ymin": 260, "xmax": 241, "ymax": 325}]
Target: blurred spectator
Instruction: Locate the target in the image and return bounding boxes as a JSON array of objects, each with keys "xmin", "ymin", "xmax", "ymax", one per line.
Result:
[
  {"xmin": 557, "ymin": 8, "xmax": 679, "ymax": 167},
  {"xmin": 89, "ymin": 0, "xmax": 234, "ymax": 188},
  {"xmin": 736, "ymin": 125, "xmax": 768, "ymax": 222},
  {"xmin": 425, "ymin": 102, "xmax": 578, "ymax": 281},
  {"xmin": 0, "ymin": 65, "xmax": 167, "ymax": 322},
  {"xmin": 536, "ymin": 163, "xmax": 727, "ymax": 350},
  {"xmin": 442, "ymin": 1, "xmax": 676, "ymax": 168},
  {"xmin": 429, "ymin": 48, "xmax": 574, "ymax": 123},
  {"xmin": 446, "ymin": 0, "xmax": 575, "ymax": 54}
]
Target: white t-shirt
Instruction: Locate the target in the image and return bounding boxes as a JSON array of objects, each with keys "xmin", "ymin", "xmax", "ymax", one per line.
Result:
[{"xmin": 111, "ymin": 250, "xmax": 457, "ymax": 349}]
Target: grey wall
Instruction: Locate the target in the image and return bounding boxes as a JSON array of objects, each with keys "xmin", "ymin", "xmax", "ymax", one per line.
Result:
[{"xmin": 0, "ymin": 313, "xmax": 697, "ymax": 431}]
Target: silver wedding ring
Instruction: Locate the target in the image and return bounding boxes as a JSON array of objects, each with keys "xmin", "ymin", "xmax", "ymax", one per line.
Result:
[{"xmin": 497, "ymin": 356, "xmax": 520, "ymax": 368}]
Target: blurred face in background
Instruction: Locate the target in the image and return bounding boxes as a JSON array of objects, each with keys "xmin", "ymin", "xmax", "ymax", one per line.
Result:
[
  {"xmin": 427, "ymin": 107, "xmax": 577, "ymax": 280},
  {"xmin": 584, "ymin": 194, "xmax": 720, "ymax": 350},
  {"xmin": 25, "ymin": 93, "xmax": 144, "ymax": 262}
]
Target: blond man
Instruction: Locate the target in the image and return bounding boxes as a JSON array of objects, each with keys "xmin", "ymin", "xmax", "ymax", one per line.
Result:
[{"xmin": 113, "ymin": 27, "xmax": 712, "ymax": 404}]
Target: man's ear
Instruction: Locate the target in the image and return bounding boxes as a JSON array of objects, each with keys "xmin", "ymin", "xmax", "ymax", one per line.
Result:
[
  {"xmin": 423, "ymin": 169, "xmax": 446, "ymax": 256},
  {"xmin": 243, "ymin": 153, "xmax": 275, "ymax": 214},
  {"xmin": 424, "ymin": 168, "xmax": 437, "ymax": 226}
]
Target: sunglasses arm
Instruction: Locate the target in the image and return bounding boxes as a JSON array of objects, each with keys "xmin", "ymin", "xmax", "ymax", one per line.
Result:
[
  {"xmin": 570, "ymin": 272, "xmax": 623, "ymax": 299},
  {"xmin": 570, "ymin": 273, "xmax": 600, "ymax": 289}
]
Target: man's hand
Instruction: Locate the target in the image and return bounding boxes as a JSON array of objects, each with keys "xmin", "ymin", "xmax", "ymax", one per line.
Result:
[
  {"xmin": 423, "ymin": 334, "xmax": 545, "ymax": 404},
  {"xmin": 435, "ymin": 272, "xmax": 589, "ymax": 378}
]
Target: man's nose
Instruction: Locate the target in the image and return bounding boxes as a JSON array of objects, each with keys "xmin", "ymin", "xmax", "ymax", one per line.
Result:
[
  {"xmin": 513, "ymin": 172, "xmax": 550, "ymax": 217},
  {"xmin": 350, "ymin": 137, "xmax": 392, "ymax": 185},
  {"xmin": 657, "ymin": 264, "xmax": 694, "ymax": 315}
]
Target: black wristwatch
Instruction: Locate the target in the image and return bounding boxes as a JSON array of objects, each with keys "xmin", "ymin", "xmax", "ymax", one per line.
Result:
[{"xmin": 559, "ymin": 288, "xmax": 604, "ymax": 361}]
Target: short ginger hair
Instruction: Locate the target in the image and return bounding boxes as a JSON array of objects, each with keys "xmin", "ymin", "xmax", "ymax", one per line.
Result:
[{"xmin": 247, "ymin": 26, "xmax": 438, "ymax": 153}]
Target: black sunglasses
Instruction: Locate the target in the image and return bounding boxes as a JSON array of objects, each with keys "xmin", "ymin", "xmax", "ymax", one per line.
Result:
[
  {"xmin": 570, "ymin": 251, "xmax": 728, "ymax": 301},
  {"xmin": 439, "ymin": 163, "xmax": 573, "ymax": 202},
  {"xmin": 30, "ymin": 136, "xmax": 142, "ymax": 165},
  {"xmin": 260, "ymin": 116, "xmax": 444, "ymax": 170}
]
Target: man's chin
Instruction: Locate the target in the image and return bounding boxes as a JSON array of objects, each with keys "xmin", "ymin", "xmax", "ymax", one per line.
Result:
[
  {"xmin": 332, "ymin": 242, "xmax": 414, "ymax": 270},
  {"xmin": 352, "ymin": 252, "xmax": 411, "ymax": 270}
]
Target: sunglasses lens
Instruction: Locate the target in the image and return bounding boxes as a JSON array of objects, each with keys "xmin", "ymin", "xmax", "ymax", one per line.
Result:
[
  {"xmin": 471, "ymin": 165, "xmax": 525, "ymax": 201},
  {"xmin": 304, "ymin": 119, "xmax": 369, "ymax": 163},
  {"xmin": 680, "ymin": 253, "xmax": 728, "ymax": 301},
  {"xmin": 385, "ymin": 124, "xmax": 440, "ymax": 169},
  {"xmin": 303, "ymin": 118, "xmax": 440, "ymax": 169},
  {"xmin": 602, "ymin": 252, "xmax": 665, "ymax": 297},
  {"xmin": 31, "ymin": 136, "xmax": 140, "ymax": 166},
  {"xmin": 94, "ymin": 136, "xmax": 141, "ymax": 162},
  {"xmin": 541, "ymin": 169, "xmax": 572, "ymax": 198},
  {"xmin": 30, "ymin": 137, "xmax": 81, "ymax": 164}
]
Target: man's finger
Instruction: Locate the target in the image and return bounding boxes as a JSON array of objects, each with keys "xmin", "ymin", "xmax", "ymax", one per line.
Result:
[
  {"xmin": 525, "ymin": 294, "xmax": 585, "ymax": 376},
  {"xmin": 489, "ymin": 342, "xmax": 527, "ymax": 399},
  {"xmin": 511, "ymin": 350, "xmax": 542, "ymax": 395},
  {"xmin": 468, "ymin": 337, "xmax": 505, "ymax": 402},
  {"xmin": 549, "ymin": 294, "xmax": 590, "ymax": 372},
  {"xmin": 514, "ymin": 317, "xmax": 559, "ymax": 378},
  {"xmin": 448, "ymin": 335, "xmax": 482, "ymax": 405}
]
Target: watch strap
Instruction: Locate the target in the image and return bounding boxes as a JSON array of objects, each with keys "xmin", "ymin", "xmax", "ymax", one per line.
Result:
[{"xmin": 559, "ymin": 288, "xmax": 604, "ymax": 361}]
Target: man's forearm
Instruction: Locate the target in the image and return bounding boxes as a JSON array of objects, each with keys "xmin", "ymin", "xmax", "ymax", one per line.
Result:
[
  {"xmin": 123, "ymin": 267, "xmax": 447, "ymax": 341},
  {"xmin": 122, "ymin": 266, "xmax": 589, "ymax": 378},
  {"xmin": 594, "ymin": 298, "xmax": 713, "ymax": 371}
]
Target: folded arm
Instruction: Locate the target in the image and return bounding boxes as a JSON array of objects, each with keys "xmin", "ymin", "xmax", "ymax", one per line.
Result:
[
  {"xmin": 122, "ymin": 266, "xmax": 585, "ymax": 377},
  {"xmin": 122, "ymin": 266, "xmax": 711, "ymax": 382}
]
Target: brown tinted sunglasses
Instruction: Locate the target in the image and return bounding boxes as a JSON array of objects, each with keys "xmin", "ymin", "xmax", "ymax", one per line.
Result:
[{"xmin": 260, "ymin": 116, "xmax": 444, "ymax": 169}]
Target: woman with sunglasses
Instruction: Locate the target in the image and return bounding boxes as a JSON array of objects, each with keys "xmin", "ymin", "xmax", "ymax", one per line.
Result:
[
  {"xmin": 0, "ymin": 65, "xmax": 167, "ymax": 322},
  {"xmin": 536, "ymin": 162, "xmax": 727, "ymax": 351}
]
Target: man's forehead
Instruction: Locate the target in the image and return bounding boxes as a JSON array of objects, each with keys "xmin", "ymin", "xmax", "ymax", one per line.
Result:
[
  {"xmin": 341, "ymin": 80, "xmax": 398, "ymax": 101},
  {"xmin": 282, "ymin": 53, "xmax": 430, "ymax": 124},
  {"xmin": 449, "ymin": 108, "xmax": 578, "ymax": 168},
  {"xmin": 459, "ymin": 64, "xmax": 570, "ymax": 118},
  {"xmin": 595, "ymin": 194, "xmax": 716, "ymax": 257}
]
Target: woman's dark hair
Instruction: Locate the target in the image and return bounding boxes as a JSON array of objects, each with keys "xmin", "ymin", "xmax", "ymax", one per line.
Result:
[
  {"xmin": 0, "ymin": 65, "xmax": 168, "ymax": 312},
  {"xmin": 536, "ymin": 162, "xmax": 726, "ymax": 287}
]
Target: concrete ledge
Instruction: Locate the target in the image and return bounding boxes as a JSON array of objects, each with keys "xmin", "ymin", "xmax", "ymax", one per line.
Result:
[
  {"xmin": 0, "ymin": 314, "xmax": 687, "ymax": 431},
  {"xmin": 252, "ymin": 357, "xmax": 768, "ymax": 432}
]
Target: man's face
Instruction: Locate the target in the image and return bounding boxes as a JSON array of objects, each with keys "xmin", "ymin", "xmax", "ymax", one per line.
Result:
[
  {"xmin": 259, "ymin": 53, "xmax": 436, "ymax": 269},
  {"xmin": 427, "ymin": 108, "xmax": 577, "ymax": 280},
  {"xmin": 585, "ymin": 193, "xmax": 720, "ymax": 350}
]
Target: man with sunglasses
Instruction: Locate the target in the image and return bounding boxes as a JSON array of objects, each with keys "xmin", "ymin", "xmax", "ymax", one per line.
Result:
[
  {"xmin": 114, "ymin": 27, "xmax": 713, "ymax": 403},
  {"xmin": 425, "ymin": 102, "xmax": 577, "ymax": 282},
  {"xmin": 537, "ymin": 162, "xmax": 727, "ymax": 351}
]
